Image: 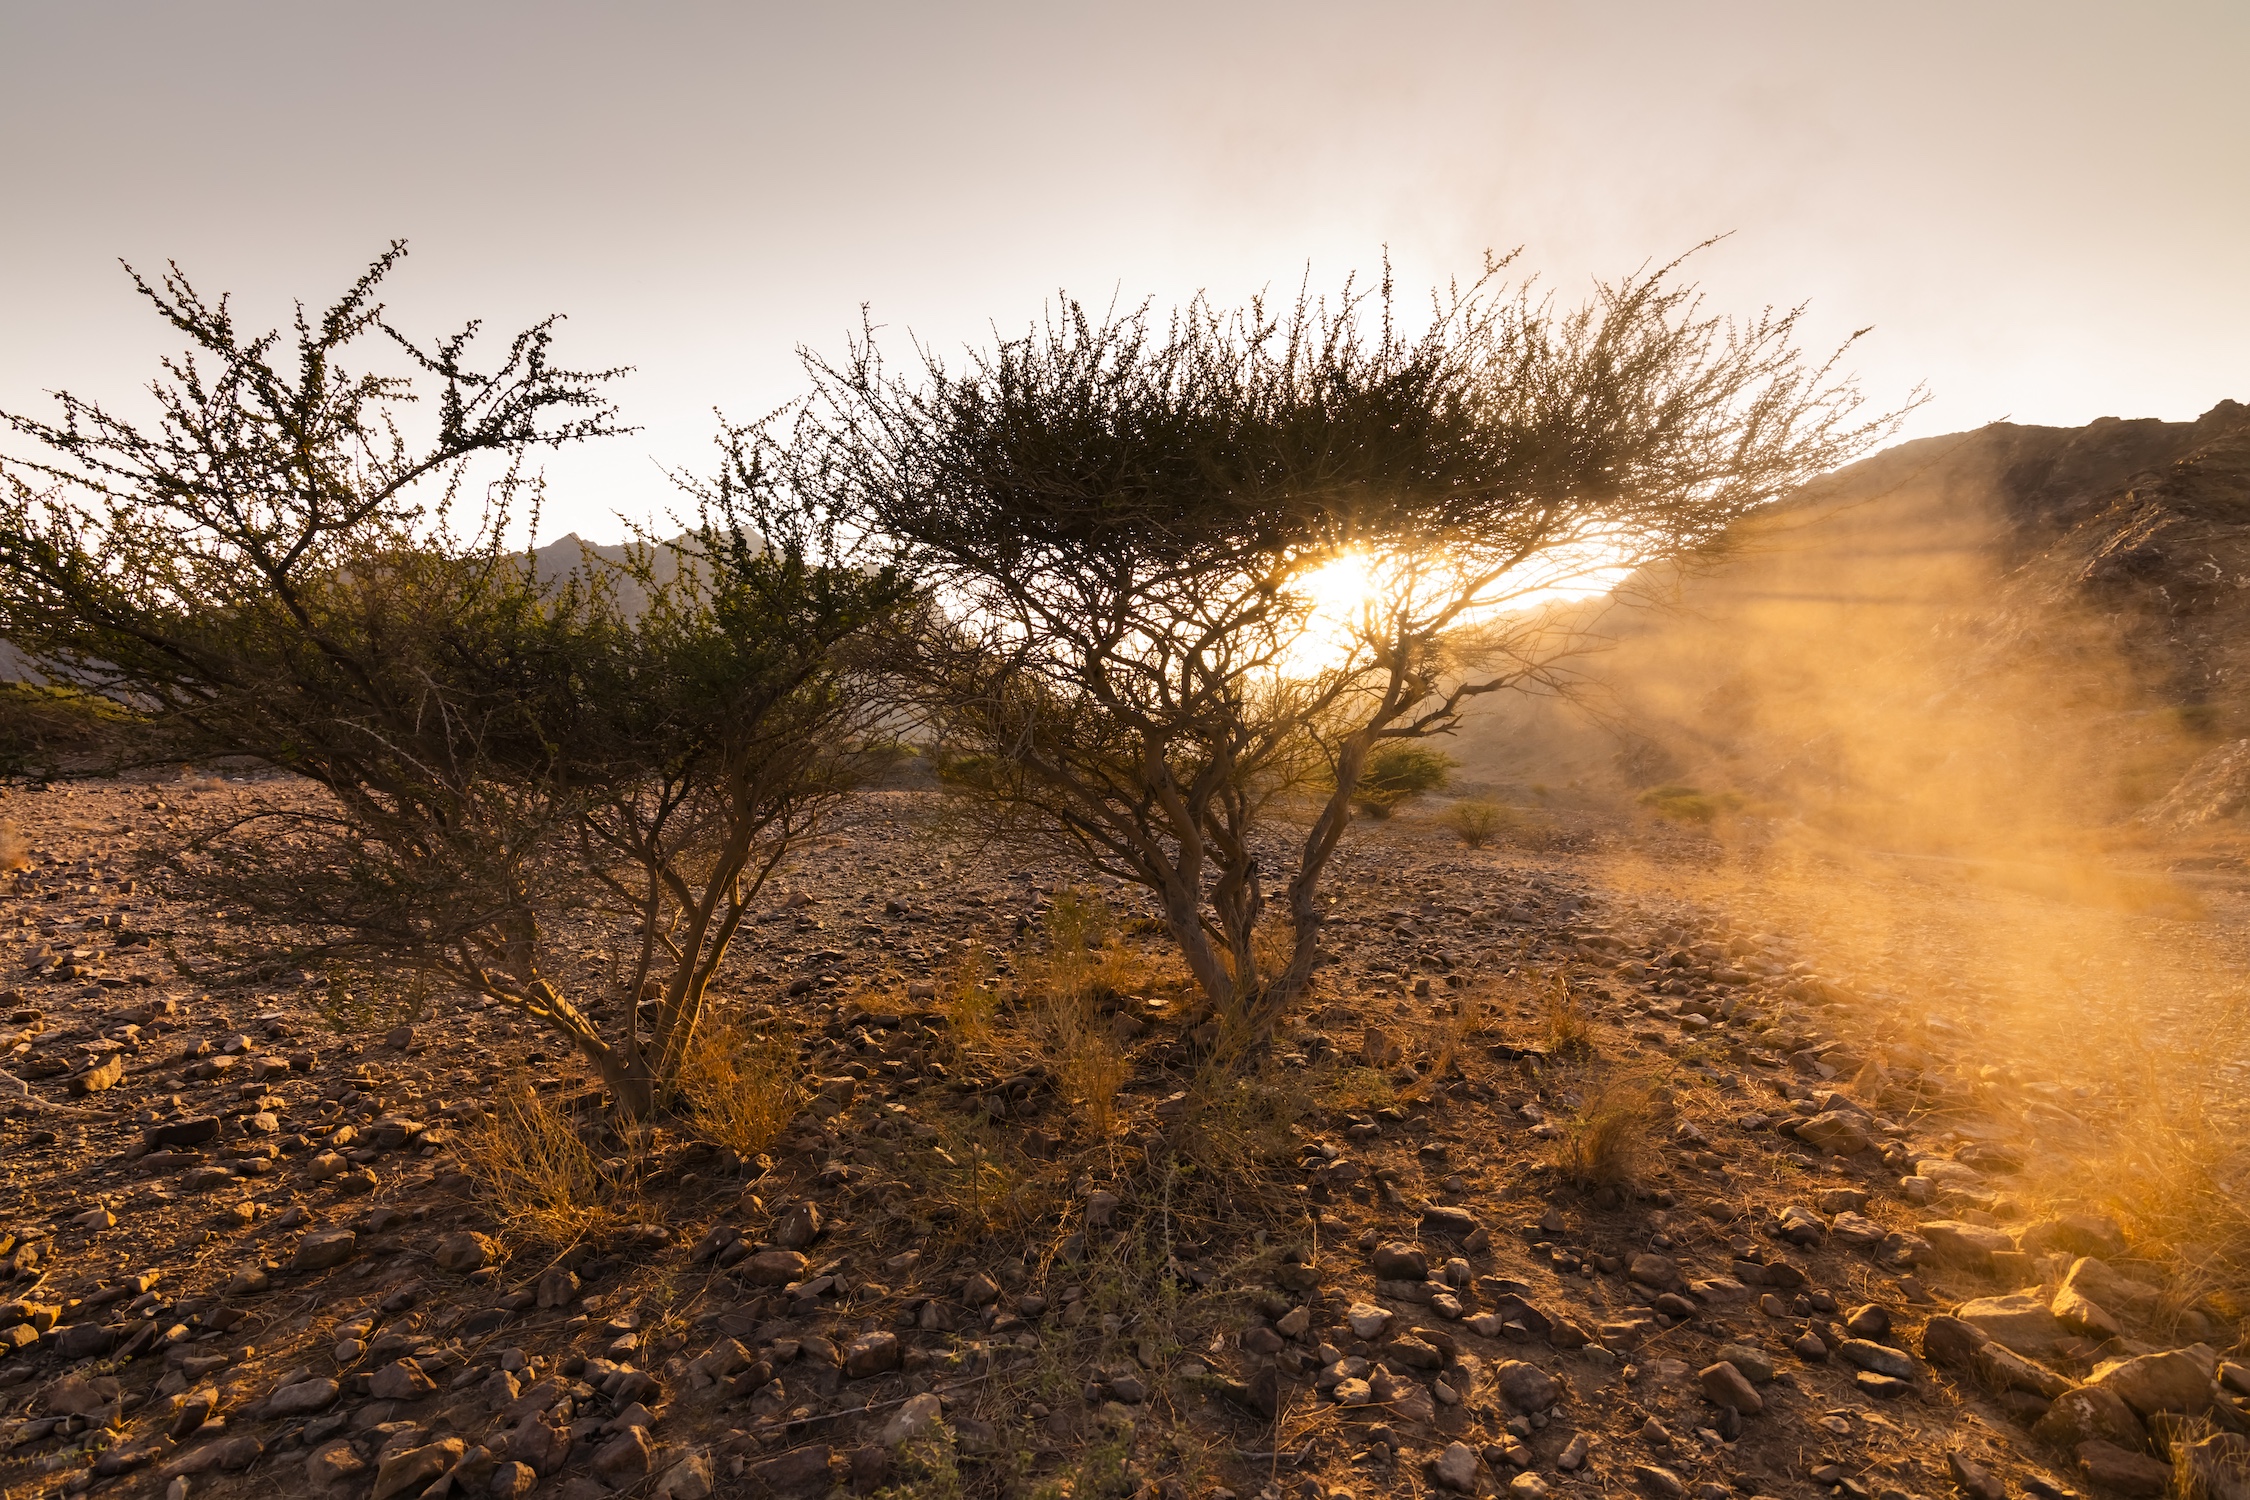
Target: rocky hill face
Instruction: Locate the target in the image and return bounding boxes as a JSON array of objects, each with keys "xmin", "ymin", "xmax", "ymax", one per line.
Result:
[{"xmin": 1456, "ymin": 401, "xmax": 2250, "ymax": 857}]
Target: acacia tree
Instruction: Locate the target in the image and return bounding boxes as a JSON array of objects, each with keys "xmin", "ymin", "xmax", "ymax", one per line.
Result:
[
  {"xmin": 0, "ymin": 247, "xmax": 909, "ymax": 1116},
  {"xmin": 797, "ymin": 255, "xmax": 1904, "ymax": 1050}
]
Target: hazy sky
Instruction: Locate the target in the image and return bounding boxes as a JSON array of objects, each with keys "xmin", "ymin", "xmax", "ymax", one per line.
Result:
[{"xmin": 4, "ymin": 1, "xmax": 2244, "ymax": 542}]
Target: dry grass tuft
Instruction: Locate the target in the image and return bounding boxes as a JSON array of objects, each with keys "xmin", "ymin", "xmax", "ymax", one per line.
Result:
[
  {"xmin": 1551, "ymin": 1077, "xmax": 1655, "ymax": 1191},
  {"xmin": 941, "ymin": 942, "xmax": 1003, "ymax": 1052},
  {"xmin": 0, "ymin": 820, "xmax": 28, "ymax": 873},
  {"xmin": 677, "ymin": 1017, "xmax": 803, "ymax": 1160},
  {"xmin": 906, "ymin": 1112, "xmax": 1057, "ymax": 1244},
  {"xmin": 1440, "ymin": 799, "xmax": 1507, "ymax": 849},
  {"xmin": 1540, "ymin": 976, "xmax": 1597, "ymax": 1058},
  {"xmin": 458, "ymin": 1077, "xmax": 623, "ymax": 1245}
]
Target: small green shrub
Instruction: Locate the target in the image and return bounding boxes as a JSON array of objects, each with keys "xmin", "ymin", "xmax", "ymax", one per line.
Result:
[
  {"xmin": 1353, "ymin": 742, "xmax": 1454, "ymax": 817},
  {"xmin": 1636, "ymin": 783, "xmax": 1743, "ymax": 825}
]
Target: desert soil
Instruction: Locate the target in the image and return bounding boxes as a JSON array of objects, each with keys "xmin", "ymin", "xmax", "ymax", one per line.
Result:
[{"xmin": 2, "ymin": 776, "xmax": 2246, "ymax": 1500}]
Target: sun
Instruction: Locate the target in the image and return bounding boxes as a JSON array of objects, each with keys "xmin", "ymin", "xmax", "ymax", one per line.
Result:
[{"xmin": 1275, "ymin": 541, "xmax": 1644, "ymax": 677}]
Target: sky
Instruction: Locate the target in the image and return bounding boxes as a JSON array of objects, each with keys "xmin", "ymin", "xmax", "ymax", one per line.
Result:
[{"xmin": 2, "ymin": 1, "xmax": 2245, "ymax": 544}]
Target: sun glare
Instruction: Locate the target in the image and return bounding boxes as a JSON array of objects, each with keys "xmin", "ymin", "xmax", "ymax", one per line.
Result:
[{"xmin": 1275, "ymin": 542, "xmax": 1642, "ymax": 676}]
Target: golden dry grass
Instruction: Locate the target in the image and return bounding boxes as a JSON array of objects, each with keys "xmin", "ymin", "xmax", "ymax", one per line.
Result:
[
  {"xmin": 457, "ymin": 1077, "xmax": 623, "ymax": 1246},
  {"xmin": 1551, "ymin": 1076, "xmax": 1655, "ymax": 1191},
  {"xmin": 676, "ymin": 1017, "xmax": 803, "ymax": 1161},
  {"xmin": 1540, "ymin": 975, "xmax": 1597, "ymax": 1058}
]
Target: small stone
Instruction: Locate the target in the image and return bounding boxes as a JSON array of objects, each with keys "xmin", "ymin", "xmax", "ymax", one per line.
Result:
[
  {"xmin": 1372, "ymin": 1242, "xmax": 1428, "ymax": 1280},
  {"xmin": 368, "ymin": 1359, "xmax": 438, "ymax": 1401},
  {"xmin": 1699, "ymin": 1361, "xmax": 1762, "ymax": 1414},
  {"xmin": 960, "ymin": 1270, "xmax": 1002, "ymax": 1307},
  {"xmin": 1558, "ymin": 1432, "xmax": 1594, "ymax": 1470},
  {"xmin": 2075, "ymin": 1440, "xmax": 2172, "ymax": 1497},
  {"xmin": 745, "ymin": 1250, "xmax": 808, "ymax": 1285},
  {"xmin": 1844, "ymin": 1304, "xmax": 1891, "ymax": 1338},
  {"xmin": 653, "ymin": 1449, "xmax": 716, "ymax": 1500},
  {"xmin": 147, "ymin": 1116, "xmax": 223, "ymax": 1148},
  {"xmin": 593, "ymin": 1425, "xmax": 655, "ymax": 1483},
  {"xmin": 1511, "ymin": 1475, "xmax": 1552, "ymax": 1499},
  {"xmin": 372, "ymin": 1438, "xmax": 464, "ymax": 1500},
  {"xmin": 536, "ymin": 1265, "xmax": 579, "ymax": 1308},
  {"xmin": 488, "ymin": 1461, "xmax": 537, "ymax": 1499},
  {"xmin": 1628, "ymin": 1254, "xmax": 1683, "ymax": 1290},
  {"xmin": 1794, "ymin": 1111, "xmax": 1871, "ymax": 1155},
  {"xmin": 880, "ymin": 1391, "xmax": 944, "ymax": 1447},
  {"xmin": 308, "ymin": 1438, "xmax": 367, "ymax": 1488},
  {"xmin": 1345, "ymin": 1302, "xmax": 1393, "ymax": 1339},
  {"xmin": 268, "ymin": 1377, "xmax": 341, "ymax": 1416},
  {"xmin": 1494, "ymin": 1360, "xmax": 1561, "ymax": 1413},
  {"xmin": 844, "ymin": 1331, "xmax": 901, "ymax": 1377},
  {"xmin": 1433, "ymin": 1440, "xmax": 1480, "ymax": 1492},
  {"xmin": 435, "ymin": 1232, "xmax": 495, "ymax": 1273},
  {"xmin": 1332, "ymin": 1377, "xmax": 1374, "ymax": 1405},
  {"xmin": 290, "ymin": 1229, "xmax": 357, "ymax": 1272},
  {"xmin": 1917, "ymin": 1220, "xmax": 2014, "ymax": 1266},
  {"xmin": 1632, "ymin": 1464, "xmax": 1686, "ymax": 1500},
  {"xmin": 1085, "ymin": 1190, "xmax": 1120, "ymax": 1227},
  {"xmin": 1948, "ymin": 1451, "xmax": 2004, "ymax": 1500},
  {"xmin": 773, "ymin": 1202, "xmax": 822, "ymax": 1250},
  {"xmin": 1838, "ymin": 1339, "xmax": 1913, "ymax": 1379}
]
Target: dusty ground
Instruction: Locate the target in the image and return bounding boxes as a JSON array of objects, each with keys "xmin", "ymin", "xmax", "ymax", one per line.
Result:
[{"xmin": 2, "ymin": 777, "xmax": 2247, "ymax": 1500}]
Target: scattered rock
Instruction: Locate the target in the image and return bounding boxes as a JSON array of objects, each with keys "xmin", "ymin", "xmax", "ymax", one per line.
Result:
[
  {"xmin": 372, "ymin": 1438, "xmax": 464, "ymax": 1500},
  {"xmin": 1433, "ymin": 1439, "xmax": 1480, "ymax": 1492},
  {"xmin": 2085, "ymin": 1349, "xmax": 2214, "ymax": 1418},
  {"xmin": 881, "ymin": 1392, "xmax": 945, "ymax": 1448},
  {"xmin": 435, "ymin": 1231, "xmax": 496, "ymax": 1273},
  {"xmin": 1699, "ymin": 1360, "xmax": 1762, "ymax": 1414},
  {"xmin": 2075, "ymin": 1439, "xmax": 2171, "ymax": 1497},
  {"xmin": 844, "ymin": 1331, "xmax": 901, "ymax": 1378},
  {"xmin": 290, "ymin": 1228, "xmax": 357, "ymax": 1272}
]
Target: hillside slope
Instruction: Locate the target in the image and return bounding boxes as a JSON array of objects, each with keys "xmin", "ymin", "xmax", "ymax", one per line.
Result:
[{"xmin": 1455, "ymin": 401, "xmax": 2250, "ymax": 857}]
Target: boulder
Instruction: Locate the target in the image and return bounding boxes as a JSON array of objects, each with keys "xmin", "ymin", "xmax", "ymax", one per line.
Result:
[
  {"xmin": 1918, "ymin": 1220, "xmax": 2014, "ymax": 1266},
  {"xmin": 2085, "ymin": 1350, "xmax": 2214, "ymax": 1418},
  {"xmin": 593, "ymin": 1425, "xmax": 655, "ymax": 1483},
  {"xmin": 1955, "ymin": 1293, "xmax": 2068, "ymax": 1358},
  {"xmin": 2177, "ymin": 1433, "xmax": 2250, "ymax": 1500},
  {"xmin": 2061, "ymin": 1256, "xmax": 2163, "ymax": 1317},
  {"xmin": 2051, "ymin": 1282, "xmax": 2121, "ymax": 1341},
  {"xmin": 2075, "ymin": 1440, "xmax": 2171, "ymax": 1497},
  {"xmin": 2031, "ymin": 1385, "xmax": 2143, "ymax": 1452}
]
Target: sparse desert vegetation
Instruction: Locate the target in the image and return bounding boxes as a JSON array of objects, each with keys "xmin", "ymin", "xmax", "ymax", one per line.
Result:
[{"xmin": 0, "ymin": 252, "xmax": 2246, "ymax": 1500}]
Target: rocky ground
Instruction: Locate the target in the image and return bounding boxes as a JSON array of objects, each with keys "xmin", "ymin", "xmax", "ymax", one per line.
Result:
[{"xmin": 2, "ymin": 776, "xmax": 2247, "ymax": 1500}]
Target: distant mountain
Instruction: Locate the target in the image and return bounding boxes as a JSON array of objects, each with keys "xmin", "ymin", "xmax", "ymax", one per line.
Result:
[{"xmin": 1454, "ymin": 400, "xmax": 2250, "ymax": 851}]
